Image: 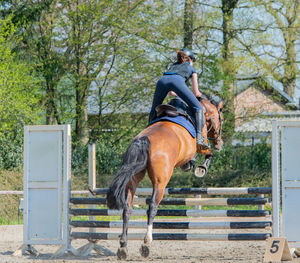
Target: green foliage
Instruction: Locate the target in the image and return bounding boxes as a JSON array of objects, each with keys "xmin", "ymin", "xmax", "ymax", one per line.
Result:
[
  {"xmin": 72, "ymin": 140, "xmax": 124, "ymax": 175},
  {"xmin": 0, "ymin": 1, "xmax": 295, "ymax": 189},
  {"xmin": 0, "ymin": 17, "xmax": 41, "ymax": 136},
  {"xmin": 0, "ymin": 128, "xmax": 23, "ymax": 170},
  {"xmin": 90, "ymin": 112, "xmax": 149, "ymax": 147},
  {"xmin": 206, "ymin": 137, "xmax": 271, "ymax": 173},
  {"xmin": 95, "ymin": 141, "xmax": 124, "ymax": 176},
  {"xmin": 198, "ymin": 55, "xmax": 224, "ymax": 89},
  {"xmin": 0, "ymin": 17, "xmax": 41, "ymax": 170},
  {"xmin": 71, "ymin": 140, "xmax": 125, "ymax": 188},
  {"xmin": 170, "ymin": 138, "xmax": 272, "ymax": 188}
]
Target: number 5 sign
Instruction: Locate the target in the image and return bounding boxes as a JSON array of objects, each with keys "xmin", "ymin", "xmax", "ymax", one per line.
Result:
[{"xmin": 264, "ymin": 237, "xmax": 293, "ymax": 262}]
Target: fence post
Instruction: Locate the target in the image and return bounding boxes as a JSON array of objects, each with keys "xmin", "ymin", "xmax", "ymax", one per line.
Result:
[
  {"xmin": 258, "ymin": 194, "xmax": 264, "ymax": 210},
  {"xmin": 194, "ymin": 194, "xmax": 202, "ymax": 211},
  {"xmin": 88, "ymin": 143, "xmax": 96, "ymax": 234}
]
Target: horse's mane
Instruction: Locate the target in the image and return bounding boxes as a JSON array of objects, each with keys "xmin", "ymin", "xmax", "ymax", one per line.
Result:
[{"xmin": 201, "ymin": 92, "xmax": 222, "ymax": 107}]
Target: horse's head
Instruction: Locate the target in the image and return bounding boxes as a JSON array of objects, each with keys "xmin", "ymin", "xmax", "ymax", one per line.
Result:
[{"xmin": 201, "ymin": 97, "xmax": 224, "ymax": 151}]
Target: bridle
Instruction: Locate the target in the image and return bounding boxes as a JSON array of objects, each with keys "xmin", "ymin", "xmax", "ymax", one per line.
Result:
[{"xmin": 200, "ymin": 100, "xmax": 223, "ymax": 141}]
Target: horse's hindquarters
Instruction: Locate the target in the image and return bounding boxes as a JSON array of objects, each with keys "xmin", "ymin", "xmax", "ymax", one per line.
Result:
[{"xmin": 138, "ymin": 121, "xmax": 196, "ymax": 169}]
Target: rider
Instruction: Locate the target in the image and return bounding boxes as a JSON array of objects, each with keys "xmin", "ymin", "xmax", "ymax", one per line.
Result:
[{"xmin": 149, "ymin": 48, "xmax": 209, "ymax": 151}]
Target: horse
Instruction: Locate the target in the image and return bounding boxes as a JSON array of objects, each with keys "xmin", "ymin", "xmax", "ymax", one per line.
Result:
[{"xmin": 106, "ymin": 96, "xmax": 223, "ymax": 259}]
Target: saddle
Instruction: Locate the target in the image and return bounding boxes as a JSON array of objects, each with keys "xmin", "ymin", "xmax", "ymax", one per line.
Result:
[{"xmin": 155, "ymin": 98, "xmax": 196, "ymax": 127}]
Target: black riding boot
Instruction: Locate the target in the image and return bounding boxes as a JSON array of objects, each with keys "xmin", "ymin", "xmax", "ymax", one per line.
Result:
[
  {"xmin": 180, "ymin": 158, "xmax": 195, "ymax": 172},
  {"xmin": 195, "ymin": 110, "xmax": 210, "ymax": 150}
]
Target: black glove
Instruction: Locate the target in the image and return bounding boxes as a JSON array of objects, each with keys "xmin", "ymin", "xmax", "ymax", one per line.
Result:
[{"xmin": 197, "ymin": 95, "xmax": 204, "ymax": 101}]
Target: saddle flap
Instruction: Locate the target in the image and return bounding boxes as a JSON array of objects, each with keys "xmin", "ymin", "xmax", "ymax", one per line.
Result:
[
  {"xmin": 155, "ymin": 102, "xmax": 196, "ymax": 127},
  {"xmin": 155, "ymin": 104, "xmax": 179, "ymax": 118}
]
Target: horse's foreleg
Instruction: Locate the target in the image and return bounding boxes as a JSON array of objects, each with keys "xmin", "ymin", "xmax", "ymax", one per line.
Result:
[
  {"xmin": 203, "ymin": 154, "xmax": 213, "ymax": 170},
  {"xmin": 195, "ymin": 154, "xmax": 213, "ymax": 177}
]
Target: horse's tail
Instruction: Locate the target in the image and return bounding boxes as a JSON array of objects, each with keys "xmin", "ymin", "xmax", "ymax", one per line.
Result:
[{"xmin": 106, "ymin": 136, "xmax": 150, "ymax": 210}]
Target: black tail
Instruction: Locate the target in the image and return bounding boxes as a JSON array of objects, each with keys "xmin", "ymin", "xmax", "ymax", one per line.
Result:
[{"xmin": 106, "ymin": 136, "xmax": 150, "ymax": 210}]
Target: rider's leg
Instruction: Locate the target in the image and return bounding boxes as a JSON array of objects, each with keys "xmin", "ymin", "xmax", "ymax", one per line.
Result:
[
  {"xmin": 149, "ymin": 77, "xmax": 169, "ymax": 123},
  {"xmin": 168, "ymin": 75, "xmax": 209, "ymax": 150},
  {"xmin": 195, "ymin": 110, "xmax": 209, "ymax": 150}
]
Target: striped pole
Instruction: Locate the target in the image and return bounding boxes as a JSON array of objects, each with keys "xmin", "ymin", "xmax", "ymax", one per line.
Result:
[
  {"xmin": 70, "ymin": 220, "xmax": 272, "ymax": 229},
  {"xmin": 71, "ymin": 232, "xmax": 271, "ymax": 241},
  {"xmin": 90, "ymin": 187, "xmax": 272, "ymax": 196},
  {"xmin": 70, "ymin": 197, "xmax": 270, "ymax": 206},
  {"xmin": 70, "ymin": 208, "xmax": 271, "ymax": 217}
]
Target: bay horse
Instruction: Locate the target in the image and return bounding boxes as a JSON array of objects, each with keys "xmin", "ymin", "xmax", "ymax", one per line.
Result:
[{"xmin": 106, "ymin": 96, "xmax": 223, "ymax": 259}]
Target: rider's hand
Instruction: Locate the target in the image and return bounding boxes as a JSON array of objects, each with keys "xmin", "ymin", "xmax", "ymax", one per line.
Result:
[
  {"xmin": 194, "ymin": 90, "xmax": 202, "ymax": 98},
  {"xmin": 197, "ymin": 94, "xmax": 204, "ymax": 101},
  {"xmin": 168, "ymin": 91, "xmax": 177, "ymax": 97}
]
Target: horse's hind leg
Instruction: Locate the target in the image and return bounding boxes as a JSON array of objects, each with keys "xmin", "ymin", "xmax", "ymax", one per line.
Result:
[
  {"xmin": 117, "ymin": 171, "xmax": 145, "ymax": 260},
  {"xmin": 117, "ymin": 192, "xmax": 132, "ymax": 260},
  {"xmin": 140, "ymin": 181, "xmax": 169, "ymax": 258}
]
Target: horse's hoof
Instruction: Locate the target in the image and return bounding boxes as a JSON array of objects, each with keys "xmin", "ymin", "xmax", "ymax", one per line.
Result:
[
  {"xmin": 195, "ymin": 165, "xmax": 207, "ymax": 177},
  {"xmin": 117, "ymin": 247, "xmax": 128, "ymax": 260},
  {"xmin": 140, "ymin": 244, "xmax": 150, "ymax": 258}
]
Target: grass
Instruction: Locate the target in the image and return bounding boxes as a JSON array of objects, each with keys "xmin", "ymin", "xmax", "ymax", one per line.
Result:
[{"xmin": 0, "ymin": 169, "xmax": 23, "ymax": 225}]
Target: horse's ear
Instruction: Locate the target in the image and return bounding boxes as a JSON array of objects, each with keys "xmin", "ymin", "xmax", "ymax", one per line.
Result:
[{"xmin": 218, "ymin": 101, "xmax": 224, "ymax": 111}]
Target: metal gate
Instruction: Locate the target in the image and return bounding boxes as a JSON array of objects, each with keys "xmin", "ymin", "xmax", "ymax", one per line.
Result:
[
  {"xmin": 23, "ymin": 125, "xmax": 71, "ymax": 246},
  {"xmin": 272, "ymin": 120, "xmax": 300, "ymax": 248}
]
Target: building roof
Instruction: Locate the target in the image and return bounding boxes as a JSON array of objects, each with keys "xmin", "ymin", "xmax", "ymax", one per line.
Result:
[
  {"xmin": 234, "ymin": 77, "xmax": 299, "ymax": 110},
  {"xmin": 235, "ymin": 115, "xmax": 300, "ymax": 133}
]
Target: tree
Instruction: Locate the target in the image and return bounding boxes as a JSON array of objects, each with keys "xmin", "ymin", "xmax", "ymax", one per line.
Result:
[
  {"xmin": 1, "ymin": 0, "xmax": 66, "ymax": 125},
  {"xmin": 57, "ymin": 0, "xmax": 157, "ymax": 144},
  {"xmin": 2, "ymin": 0, "xmax": 179, "ymax": 145},
  {"xmin": 238, "ymin": 0, "xmax": 300, "ymax": 98},
  {"xmin": 0, "ymin": 18, "xmax": 41, "ymax": 136},
  {"xmin": 220, "ymin": 0, "xmax": 239, "ymax": 140},
  {"xmin": 192, "ymin": 0, "xmax": 300, "ymax": 140},
  {"xmin": 193, "ymin": 0, "xmax": 241, "ymax": 141},
  {"xmin": 58, "ymin": 0, "xmax": 180, "ymax": 145},
  {"xmin": 184, "ymin": 0, "xmax": 196, "ymax": 48},
  {"xmin": 32, "ymin": 0, "xmax": 65, "ymax": 125}
]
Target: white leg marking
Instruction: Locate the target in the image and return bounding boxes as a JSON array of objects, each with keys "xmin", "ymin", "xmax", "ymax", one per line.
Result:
[{"xmin": 144, "ymin": 224, "xmax": 153, "ymax": 244}]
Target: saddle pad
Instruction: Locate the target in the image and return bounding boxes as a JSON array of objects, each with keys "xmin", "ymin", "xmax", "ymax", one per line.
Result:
[{"xmin": 149, "ymin": 115, "xmax": 196, "ymax": 138}]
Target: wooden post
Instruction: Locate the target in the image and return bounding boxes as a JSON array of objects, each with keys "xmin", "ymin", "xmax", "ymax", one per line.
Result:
[
  {"xmin": 88, "ymin": 143, "xmax": 96, "ymax": 234},
  {"xmin": 71, "ymin": 142, "xmax": 115, "ymax": 257},
  {"xmin": 194, "ymin": 194, "xmax": 201, "ymax": 211},
  {"xmin": 88, "ymin": 143, "xmax": 96, "ymax": 190},
  {"xmin": 258, "ymin": 194, "xmax": 264, "ymax": 210}
]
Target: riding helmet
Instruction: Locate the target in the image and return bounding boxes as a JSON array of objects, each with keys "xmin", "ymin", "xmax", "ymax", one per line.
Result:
[{"xmin": 181, "ymin": 48, "xmax": 196, "ymax": 62}]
